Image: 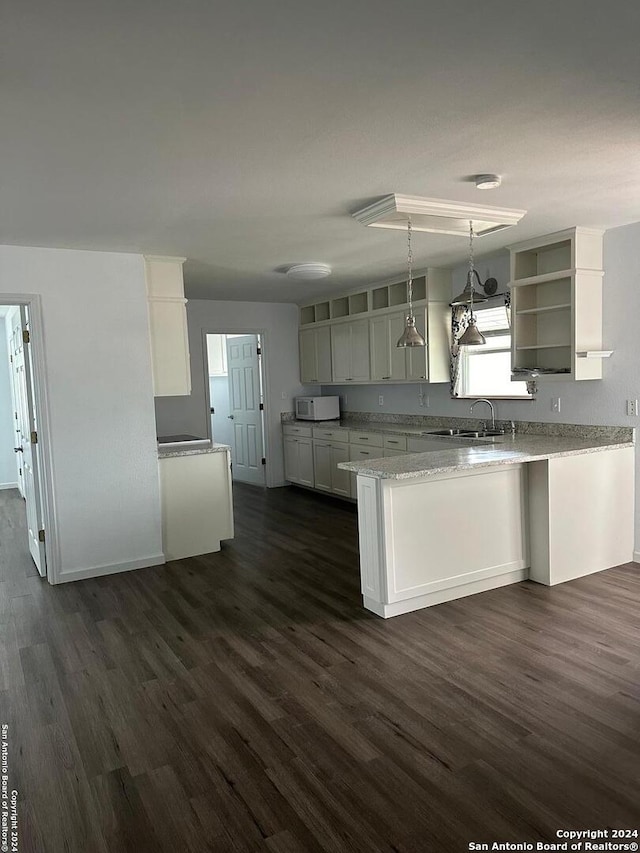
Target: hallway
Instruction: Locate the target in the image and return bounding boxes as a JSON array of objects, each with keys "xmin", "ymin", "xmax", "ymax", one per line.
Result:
[{"xmin": 1, "ymin": 484, "xmax": 639, "ymax": 851}]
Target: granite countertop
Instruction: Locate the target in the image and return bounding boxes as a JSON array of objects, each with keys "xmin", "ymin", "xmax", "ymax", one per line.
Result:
[
  {"xmin": 285, "ymin": 419, "xmax": 439, "ymax": 437},
  {"xmin": 158, "ymin": 442, "xmax": 230, "ymax": 459},
  {"xmin": 338, "ymin": 434, "xmax": 634, "ymax": 480}
]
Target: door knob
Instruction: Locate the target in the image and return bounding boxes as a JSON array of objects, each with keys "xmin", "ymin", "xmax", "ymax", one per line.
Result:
[
  {"xmin": 14, "ymin": 446, "xmax": 23, "ymax": 453},
  {"xmin": 227, "ymin": 415, "xmax": 235, "ymax": 419}
]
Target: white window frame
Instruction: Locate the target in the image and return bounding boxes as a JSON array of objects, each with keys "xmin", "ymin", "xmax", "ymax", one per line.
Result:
[{"xmin": 457, "ymin": 303, "xmax": 532, "ymax": 400}]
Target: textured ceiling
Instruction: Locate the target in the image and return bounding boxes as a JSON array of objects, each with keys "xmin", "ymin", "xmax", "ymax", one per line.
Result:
[{"xmin": 2, "ymin": 0, "xmax": 640, "ymax": 303}]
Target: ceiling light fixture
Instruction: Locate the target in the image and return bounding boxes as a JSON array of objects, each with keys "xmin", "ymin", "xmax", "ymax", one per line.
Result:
[
  {"xmin": 457, "ymin": 221, "xmax": 486, "ymax": 347},
  {"xmin": 285, "ymin": 263, "xmax": 332, "ymax": 280},
  {"xmin": 352, "ymin": 194, "xmax": 525, "ymax": 236},
  {"xmin": 396, "ymin": 218, "xmax": 426, "ymax": 349},
  {"xmin": 475, "ymin": 174, "xmax": 502, "ymax": 190}
]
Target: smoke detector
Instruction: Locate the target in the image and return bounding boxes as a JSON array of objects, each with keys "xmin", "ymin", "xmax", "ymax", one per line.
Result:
[{"xmin": 352, "ymin": 194, "xmax": 525, "ymax": 237}]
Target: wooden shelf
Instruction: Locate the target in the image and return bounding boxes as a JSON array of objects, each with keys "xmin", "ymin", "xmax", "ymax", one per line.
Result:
[
  {"xmin": 508, "ymin": 228, "xmax": 605, "ymax": 381},
  {"xmin": 510, "ymin": 268, "xmax": 576, "ymax": 287},
  {"xmin": 515, "ymin": 303, "xmax": 571, "ymax": 316},
  {"xmin": 516, "ymin": 343, "xmax": 571, "ymax": 351}
]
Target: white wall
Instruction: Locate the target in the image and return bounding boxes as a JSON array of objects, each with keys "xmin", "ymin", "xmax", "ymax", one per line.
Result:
[
  {"xmin": 325, "ymin": 220, "xmax": 640, "ymax": 551},
  {"xmin": 0, "ymin": 245, "xmax": 163, "ymax": 582},
  {"xmin": 154, "ymin": 300, "xmax": 312, "ymax": 486},
  {"xmin": 0, "ymin": 316, "xmax": 17, "ymax": 488}
]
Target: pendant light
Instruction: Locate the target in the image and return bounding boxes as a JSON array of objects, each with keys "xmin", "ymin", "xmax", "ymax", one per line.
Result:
[
  {"xmin": 457, "ymin": 221, "xmax": 487, "ymax": 347},
  {"xmin": 396, "ymin": 218, "xmax": 426, "ymax": 348}
]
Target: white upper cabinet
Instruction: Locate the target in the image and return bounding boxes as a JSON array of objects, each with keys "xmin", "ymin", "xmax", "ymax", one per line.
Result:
[
  {"xmin": 299, "ymin": 269, "xmax": 451, "ymax": 385},
  {"xmin": 508, "ymin": 228, "xmax": 607, "ymax": 381},
  {"xmin": 370, "ymin": 313, "xmax": 407, "ymax": 381},
  {"xmin": 331, "ymin": 320, "xmax": 370, "ymax": 382},
  {"xmin": 145, "ymin": 256, "xmax": 191, "ymax": 396},
  {"xmin": 300, "ymin": 326, "xmax": 332, "ymax": 384}
]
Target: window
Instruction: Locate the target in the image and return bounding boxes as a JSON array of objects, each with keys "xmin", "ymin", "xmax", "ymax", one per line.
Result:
[{"xmin": 458, "ymin": 304, "xmax": 531, "ymax": 398}]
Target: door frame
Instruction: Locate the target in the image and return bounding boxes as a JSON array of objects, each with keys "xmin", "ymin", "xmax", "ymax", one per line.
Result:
[
  {"xmin": 1, "ymin": 294, "xmax": 60, "ymax": 584},
  {"xmin": 201, "ymin": 327, "xmax": 270, "ymax": 486}
]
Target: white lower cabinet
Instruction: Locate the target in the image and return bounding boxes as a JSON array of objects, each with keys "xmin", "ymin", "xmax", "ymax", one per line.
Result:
[
  {"xmin": 159, "ymin": 450, "xmax": 234, "ymax": 561},
  {"xmin": 283, "ymin": 436, "xmax": 314, "ymax": 487},
  {"xmin": 313, "ymin": 440, "xmax": 351, "ymax": 496}
]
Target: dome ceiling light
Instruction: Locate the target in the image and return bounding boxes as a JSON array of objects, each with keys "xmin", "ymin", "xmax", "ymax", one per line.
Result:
[
  {"xmin": 285, "ymin": 263, "xmax": 332, "ymax": 280},
  {"xmin": 352, "ymin": 194, "xmax": 526, "ymax": 237},
  {"xmin": 475, "ymin": 174, "xmax": 502, "ymax": 190}
]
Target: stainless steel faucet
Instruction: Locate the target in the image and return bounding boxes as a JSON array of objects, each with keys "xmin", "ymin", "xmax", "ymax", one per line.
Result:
[{"xmin": 470, "ymin": 398, "xmax": 496, "ymax": 431}]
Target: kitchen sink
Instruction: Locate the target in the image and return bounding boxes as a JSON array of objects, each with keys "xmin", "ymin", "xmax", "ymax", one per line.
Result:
[{"xmin": 422, "ymin": 428, "xmax": 505, "ymax": 440}]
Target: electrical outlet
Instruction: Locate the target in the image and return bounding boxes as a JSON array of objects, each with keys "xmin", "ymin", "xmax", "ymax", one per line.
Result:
[
  {"xmin": 626, "ymin": 399, "xmax": 638, "ymax": 416},
  {"xmin": 378, "ymin": 395, "xmax": 384, "ymax": 406},
  {"xmin": 281, "ymin": 391, "xmax": 287, "ymax": 399},
  {"xmin": 551, "ymin": 397, "xmax": 561, "ymax": 413}
]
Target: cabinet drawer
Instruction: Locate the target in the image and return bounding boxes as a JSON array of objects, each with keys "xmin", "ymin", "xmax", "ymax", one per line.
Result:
[
  {"xmin": 283, "ymin": 424, "xmax": 313, "ymax": 438},
  {"xmin": 313, "ymin": 427, "xmax": 348, "ymax": 442},
  {"xmin": 383, "ymin": 448, "xmax": 407, "ymax": 457},
  {"xmin": 348, "ymin": 430, "xmax": 384, "ymax": 448},
  {"xmin": 349, "ymin": 446, "xmax": 379, "ymax": 460},
  {"xmin": 383, "ymin": 435, "xmax": 407, "ymax": 451}
]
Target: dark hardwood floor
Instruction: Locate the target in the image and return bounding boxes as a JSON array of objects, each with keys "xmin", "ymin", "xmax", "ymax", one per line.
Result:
[{"xmin": 1, "ymin": 483, "xmax": 639, "ymax": 852}]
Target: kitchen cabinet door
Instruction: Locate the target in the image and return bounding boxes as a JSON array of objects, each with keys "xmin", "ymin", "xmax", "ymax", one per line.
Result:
[
  {"xmin": 406, "ymin": 310, "xmax": 428, "ymax": 381},
  {"xmin": 331, "ymin": 324, "xmax": 351, "ymax": 382},
  {"xmin": 313, "ymin": 442, "xmax": 332, "ymax": 491},
  {"xmin": 145, "ymin": 256, "xmax": 191, "ymax": 396},
  {"xmin": 370, "ymin": 316, "xmax": 391, "ymax": 381},
  {"xmin": 284, "ymin": 436, "xmax": 301, "ymax": 483},
  {"xmin": 299, "ymin": 329, "xmax": 318, "ymax": 383},
  {"xmin": 330, "ymin": 444, "xmax": 351, "ymax": 497},
  {"xmin": 298, "ymin": 438, "xmax": 314, "ymax": 487},
  {"xmin": 350, "ymin": 320, "xmax": 370, "ymax": 381},
  {"xmin": 316, "ymin": 326, "xmax": 333, "ymax": 383},
  {"xmin": 300, "ymin": 327, "xmax": 332, "ymax": 384}
]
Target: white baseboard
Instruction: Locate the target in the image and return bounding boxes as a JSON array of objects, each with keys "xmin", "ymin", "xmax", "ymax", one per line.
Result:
[
  {"xmin": 632, "ymin": 551, "xmax": 640, "ymax": 564},
  {"xmin": 0, "ymin": 482, "xmax": 19, "ymax": 490},
  {"xmin": 54, "ymin": 553, "xmax": 166, "ymax": 584},
  {"xmin": 364, "ymin": 568, "xmax": 529, "ymax": 618}
]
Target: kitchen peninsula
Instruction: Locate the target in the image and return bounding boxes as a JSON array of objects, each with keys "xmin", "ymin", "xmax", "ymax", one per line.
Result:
[
  {"xmin": 158, "ymin": 440, "xmax": 234, "ymax": 561},
  {"xmin": 339, "ymin": 430, "xmax": 634, "ymax": 617}
]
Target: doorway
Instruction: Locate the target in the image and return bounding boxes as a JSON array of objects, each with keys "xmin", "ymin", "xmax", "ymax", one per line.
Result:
[
  {"xmin": 0, "ymin": 303, "xmax": 48, "ymax": 578},
  {"xmin": 205, "ymin": 332, "xmax": 267, "ymax": 487}
]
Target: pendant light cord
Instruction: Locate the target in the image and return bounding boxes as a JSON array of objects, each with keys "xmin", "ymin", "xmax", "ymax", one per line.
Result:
[
  {"xmin": 407, "ymin": 217, "xmax": 414, "ymax": 318},
  {"xmin": 468, "ymin": 219, "xmax": 474, "ymax": 315}
]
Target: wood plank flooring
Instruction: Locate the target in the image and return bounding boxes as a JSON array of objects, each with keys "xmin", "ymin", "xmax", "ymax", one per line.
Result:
[{"xmin": 1, "ymin": 483, "xmax": 639, "ymax": 852}]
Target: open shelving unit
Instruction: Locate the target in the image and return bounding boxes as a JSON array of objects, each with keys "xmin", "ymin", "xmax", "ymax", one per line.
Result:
[
  {"xmin": 508, "ymin": 228, "xmax": 608, "ymax": 381},
  {"xmin": 300, "ymin": 278, "xmax": 428, "ymax": 326}
]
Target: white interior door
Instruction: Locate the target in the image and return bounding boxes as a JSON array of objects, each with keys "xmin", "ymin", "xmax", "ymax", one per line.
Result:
[
  {"xmin": 12, "ymin": 307, "xmax": 46, "ymax": 576},
  {"xmin": 8, "ymin": 311, "xmax": 25, "ymax": 497},
  {"xmin": 225, "ymin": 335, "xmax": 265, "ymax": 486}
]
